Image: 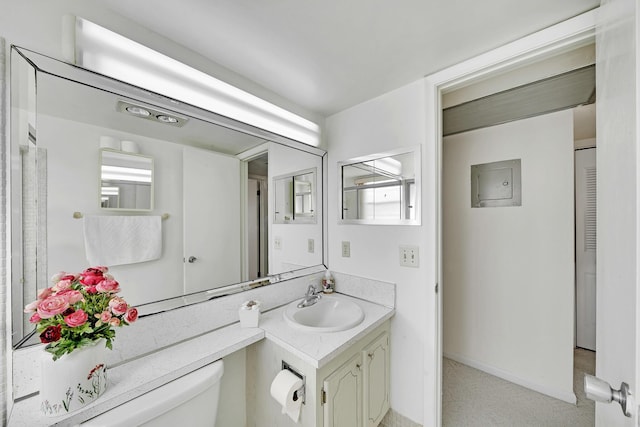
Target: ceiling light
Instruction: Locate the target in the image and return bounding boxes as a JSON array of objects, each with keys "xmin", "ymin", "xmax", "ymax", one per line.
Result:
[
  {"xmin": 156, "ymin": 114, "xmax": 179, "ymax": 124},
  {"xmin": 125, "ymin": 106, "xmax": 151, "ymax": 117},
  {"xmin": 117, "ymin": 101, "xmax": 187, "ymax": 127},
  {"xmin": 63, "ymin": 16, "xmax": 321, "ymax": 146}
]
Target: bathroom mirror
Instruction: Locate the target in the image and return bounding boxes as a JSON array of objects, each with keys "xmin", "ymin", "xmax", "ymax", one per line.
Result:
[
  {"xmin": 100, "ymin": 149, "xmax": 154, "ymax": 211},
  {"xmin": 10, "ymin": 46, "xmax": 325, "ymax": 347},
  {"xmin": 273, "ymin": 168, "xmax": 316, "ymax": 224},
  {"xmin": 338, "ymin": 147, "xmax": 421, "ymax": 225}
]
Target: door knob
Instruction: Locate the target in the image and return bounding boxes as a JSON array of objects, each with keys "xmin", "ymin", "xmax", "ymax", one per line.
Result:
[
  {"xmin": 188, "ymin": 256, "xmax": 197, "ymax": 263},
  {"xmin": 584, "ymin": 374, "xmax": 631, "ymax": 417}
]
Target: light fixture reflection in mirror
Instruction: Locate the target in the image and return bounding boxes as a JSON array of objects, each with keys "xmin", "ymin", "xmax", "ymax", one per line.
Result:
[
  {"xmin": 100, "ymin": 149, "xmax": 154, "ymax": 210},
  {"xmin": 339, "ymin": 147, "xmax": 421, "ymax": 225},
  {"xmin": 10, "ymin": 46, "xmax": 326, "ymax": 349}
]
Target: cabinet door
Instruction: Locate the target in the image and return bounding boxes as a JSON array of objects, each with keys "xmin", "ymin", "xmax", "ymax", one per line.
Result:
[
  {"xmin": 363, "ymin": 332, "xmax": 390, "ymax": 427},
  {"xmin": 323, "ymin": 353, "xmax": 363, "ymax": 427}
]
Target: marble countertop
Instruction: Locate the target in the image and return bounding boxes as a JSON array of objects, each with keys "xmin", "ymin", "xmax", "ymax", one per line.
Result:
[
  {"xmin": 9, "ymin": 290, "xmax": 394, "ymax": 426},
  {"xmin": 260, "ymin": 293, "xmax": 395, "ymax": 369},
  {"xmin": 8, "ymin": 324, "xmax": 264, "ymax": 427}
]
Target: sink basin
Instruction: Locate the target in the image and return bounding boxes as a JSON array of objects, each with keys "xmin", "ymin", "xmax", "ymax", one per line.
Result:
[{"xmin": 283, "ymin": 294, "xmax": 364, "ymax": 332}]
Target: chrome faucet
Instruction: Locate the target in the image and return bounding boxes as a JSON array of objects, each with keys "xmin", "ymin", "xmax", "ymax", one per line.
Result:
[{"xmin": 297, "ymin": 284, "xmax": 321, "ymax": 308}]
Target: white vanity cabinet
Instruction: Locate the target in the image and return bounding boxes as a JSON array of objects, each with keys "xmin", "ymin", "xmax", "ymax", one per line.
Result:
[
  {"xmin": 247, "ymin": 305, "xmax": 393, "ymax": 427},
  {"xmin": 322, "ymin": 353, "xmax": 363, "ymax": 427},
  {"xmin": 362, "ymin": 331, "xmax": 391, "ymax": 426},
  {"xmin": 318, "ymin": 324, "xmax": 390, "ymax": 427}
]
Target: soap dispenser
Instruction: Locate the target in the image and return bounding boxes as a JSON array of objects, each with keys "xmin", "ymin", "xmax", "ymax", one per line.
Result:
[{"xmin": 322, "ymin": 270, "xmax": 335, "ymax": 293}]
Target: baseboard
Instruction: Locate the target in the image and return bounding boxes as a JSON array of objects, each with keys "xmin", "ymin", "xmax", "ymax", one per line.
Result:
[{"xmin": 444, "ymin": 352, "xmax": 577, "ymax": 405}]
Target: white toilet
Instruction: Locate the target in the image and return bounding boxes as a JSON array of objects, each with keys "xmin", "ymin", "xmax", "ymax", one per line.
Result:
[{"xmin": 81, "ymin": 359, "xmax": 224, "ymax": 427}]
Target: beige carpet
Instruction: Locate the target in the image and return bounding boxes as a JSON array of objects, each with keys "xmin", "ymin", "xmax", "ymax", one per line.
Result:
[{"xmin": 442, "ymin": 349, "xmax": 595, "ymax": 426}]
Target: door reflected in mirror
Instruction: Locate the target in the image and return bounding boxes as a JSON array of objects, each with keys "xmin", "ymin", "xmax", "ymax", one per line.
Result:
[
  {"xmin": 339, "ymin": 147, "xmax": 420, "ymax": 225},
  {"xmin": 100, "ymin": 149, "xmax": 154, "ymax": 211}
]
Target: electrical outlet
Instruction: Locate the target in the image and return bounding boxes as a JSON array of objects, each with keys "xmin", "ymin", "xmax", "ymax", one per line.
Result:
[
  {"xmin": 274, "ymin": 237, "xmax": 282, "ymax": 250},
  {"xmin": 399, "ymin": 245, "xmax": 419, "ymax": 267},
  {"xmin": 308, "ymin": 238, "xmax": 314, "ymax": 253},
  {"xmin": 341, "ymin": 241, "xmax": 351, "ymax": 258}
]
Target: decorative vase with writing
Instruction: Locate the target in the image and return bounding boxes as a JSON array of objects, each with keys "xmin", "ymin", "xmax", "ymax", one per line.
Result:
[
  {"xmin": 40, "ymin": 339, "xmax": 108, "ymax": 416},
  {"xmin": 23, "ymin": 266, "xmax": 138, "ymax": 417}
]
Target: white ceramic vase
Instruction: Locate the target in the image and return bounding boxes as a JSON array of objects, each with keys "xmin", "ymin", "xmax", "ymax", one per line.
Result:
[{"xmin": 40, "ymin": 339, "xmax": 108, "ymax": 416}]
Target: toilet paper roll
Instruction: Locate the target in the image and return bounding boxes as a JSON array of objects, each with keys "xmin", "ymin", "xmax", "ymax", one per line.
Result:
[
  {"xmin": 99, "ymin": 136, "xmax": 120, "ymax": 150},
  {"xmin": 270, "ymin": 369, "xmax": 304, "ymax": 422}
]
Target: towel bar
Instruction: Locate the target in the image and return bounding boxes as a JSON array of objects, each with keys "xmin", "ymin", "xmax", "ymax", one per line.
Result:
[{"xmin": 73, "ymin": 211, "xmax": 169, "ymax": 220}]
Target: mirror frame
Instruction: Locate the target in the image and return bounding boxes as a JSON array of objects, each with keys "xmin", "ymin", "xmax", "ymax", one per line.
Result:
[
  {"xmin": 10, "ymin": 45, "xmax": 326, "ymax": 348},
  {"xmin": 338, "ymin": 145, "xmax": 421, "ymax": 226}
]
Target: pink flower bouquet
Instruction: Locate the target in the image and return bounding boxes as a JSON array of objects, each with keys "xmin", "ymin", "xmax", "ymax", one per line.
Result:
[{"xmin": 24, "ymin": 266, "xmax": 137, "ymax": 360}]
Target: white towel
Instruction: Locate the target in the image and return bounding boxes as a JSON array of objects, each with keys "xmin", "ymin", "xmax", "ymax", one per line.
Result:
[{"xmin": 83, "ymin": 215, "xmax": 162, "ymax": 266}]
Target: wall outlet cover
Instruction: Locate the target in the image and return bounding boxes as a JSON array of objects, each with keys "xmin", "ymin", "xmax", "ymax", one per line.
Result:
[{"xmin": 341, "ymin": 241, "xmax": 351, "ymax": 258}]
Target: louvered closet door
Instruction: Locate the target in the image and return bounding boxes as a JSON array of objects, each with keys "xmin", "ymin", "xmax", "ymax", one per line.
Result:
[{"xmin": 575, "ymin": 148, "xmax": 596, "ymax": 351}]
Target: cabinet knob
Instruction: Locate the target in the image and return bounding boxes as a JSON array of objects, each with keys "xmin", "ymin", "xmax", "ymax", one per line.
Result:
[
  {"xmin": 356, "ymin": 364, "xmax": 361, "ymax": 370},
  {"xmin": 368, "ymin": 353, "xmax": 374, "ymax": 360}
]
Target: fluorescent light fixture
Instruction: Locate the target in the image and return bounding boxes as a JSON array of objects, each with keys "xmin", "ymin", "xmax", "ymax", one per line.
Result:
[
  {"xmin": 101, "ymin": 165, "xmax": 152, "ymax": 183},
  {"xmin": 63, "ymin": 16, "xmax": 321, "ymax": 146},
  {"xmin": 101, "ymin": 186, "xmax": 120, "ymax": 196}
]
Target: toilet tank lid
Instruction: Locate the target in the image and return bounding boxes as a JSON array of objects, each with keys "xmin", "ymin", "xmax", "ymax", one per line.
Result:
[{"xmin": 81, "ymin": 359, "xmax": 224, "ymax": 426}]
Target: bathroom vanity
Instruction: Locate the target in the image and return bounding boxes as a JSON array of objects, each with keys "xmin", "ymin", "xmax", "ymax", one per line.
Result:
[
  {"xmin": 9, "ymin": 273, "xmax": 394, "ymax": 426},
  {"xmin": 248, "ymin": 293, "xmax": 392, "ymax": 427}
]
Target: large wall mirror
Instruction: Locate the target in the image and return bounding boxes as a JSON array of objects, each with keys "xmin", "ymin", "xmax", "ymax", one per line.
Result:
[
  {"xmin": 338, "ymin": 146, "xmax": 421, "ymax": 225},
  {"xmin": 10, "ymin": 46, "xmax": 325, "ymax": 347}
]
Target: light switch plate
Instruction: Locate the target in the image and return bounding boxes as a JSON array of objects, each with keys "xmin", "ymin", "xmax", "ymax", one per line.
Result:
[
  {"xmin": 308, "ymin": 238, "xmax": 314, "ymax": 253},
  {"xmin": 399, "ymin": 245, "xmax": 419, "ymax": 267},
  {"xmin": 274, "ymin": 237, "xmax": 282, "ymax": 250}
]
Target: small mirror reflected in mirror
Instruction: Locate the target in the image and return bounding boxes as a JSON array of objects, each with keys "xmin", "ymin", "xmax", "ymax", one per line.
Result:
[
  {"xmin": 100, "ymin": 149, "xmax": 153, "ymax": 211},
  {"xmin": 274, "ymin": 168, "xmax": 317, "ymax": 224}
]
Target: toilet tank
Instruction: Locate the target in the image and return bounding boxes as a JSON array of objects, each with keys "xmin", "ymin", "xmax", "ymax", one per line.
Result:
[{"xmin": 81, "ymin": 359, "xmax": 224, "ymax": 427}]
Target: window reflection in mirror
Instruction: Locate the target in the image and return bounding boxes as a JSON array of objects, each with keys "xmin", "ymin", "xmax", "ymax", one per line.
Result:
[
  {"xmin": 100, "ymin": 149, "xmax": 154, "ymax": 211},
  {"xmin": 274, "ymin": 168, "xmax": 316, "ymax": 224},
  {"xmin": 340, "ymin": 148, "xmax": 420, "ymax": 225}
]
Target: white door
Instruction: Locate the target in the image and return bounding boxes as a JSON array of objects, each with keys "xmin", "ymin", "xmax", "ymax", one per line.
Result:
[
  {"xmin": 575, "ymin": 148, "xmax": 596, "ymax": 351},
  {"xmin": 594, "ymin": 0, "xmax": 639, "ymax": 424},
  {"xmin": 183, "ymin": 147, "xmax": 241, "ymax": 294}
]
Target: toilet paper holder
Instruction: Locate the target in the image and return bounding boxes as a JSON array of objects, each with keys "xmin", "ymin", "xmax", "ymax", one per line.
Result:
[{"xmin": 282, "ymin": 361, "xmax": 306, "ymax": 405}]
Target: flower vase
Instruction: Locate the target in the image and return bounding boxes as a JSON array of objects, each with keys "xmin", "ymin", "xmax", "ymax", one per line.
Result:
[{"xmin": 40, "ymin": 339, "xmax": 108, "ymax": 417}]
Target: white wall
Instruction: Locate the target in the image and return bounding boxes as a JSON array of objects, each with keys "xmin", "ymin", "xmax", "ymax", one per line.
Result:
[
  {"xmin": 39, "ymin": 114, "xmax": 185, "ymax": 306},
  {"xmin": 443, "ymin": 110, "xmax": 576, "ymax": 402},
  {"xmin": 326, "ymin": 80, "xmax": 429, "ymax": 425}
]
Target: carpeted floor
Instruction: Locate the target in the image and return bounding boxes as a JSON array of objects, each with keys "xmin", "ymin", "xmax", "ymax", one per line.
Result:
[{"xmin": 442, "ymin": 349, "xmax": 595, "ymax": 426}]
